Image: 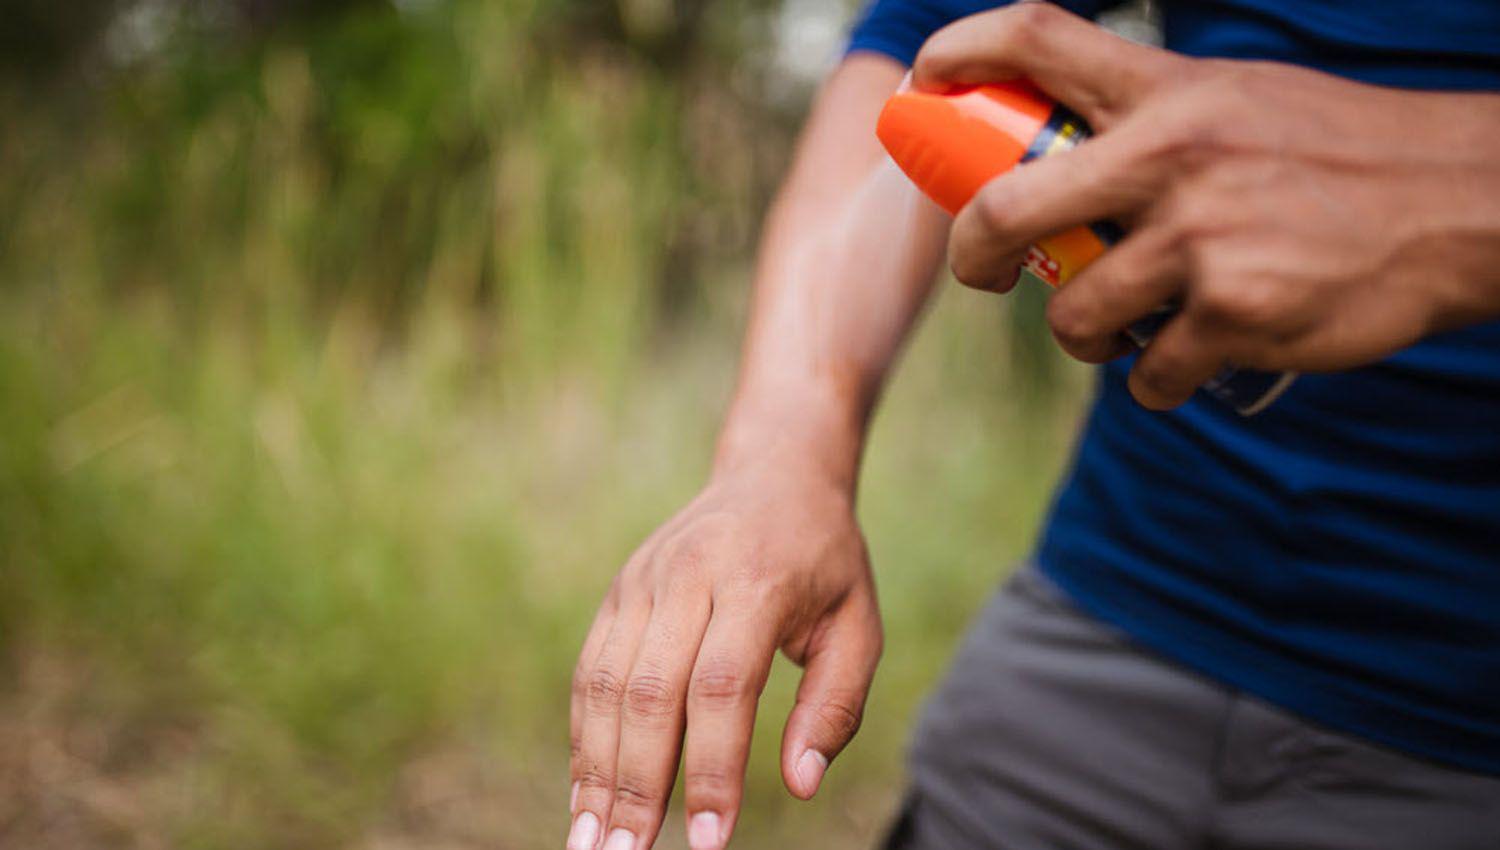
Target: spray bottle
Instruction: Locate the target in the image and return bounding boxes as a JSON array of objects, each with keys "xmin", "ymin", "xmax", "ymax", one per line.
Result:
[{"xmin": 877, "ymin": 79, "xmax": 1295, "ymax": 415}]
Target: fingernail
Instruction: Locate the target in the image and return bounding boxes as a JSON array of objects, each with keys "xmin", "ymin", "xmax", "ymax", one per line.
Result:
[
  {"xmin": 603, "ymin": 828, "xmax": 636, "ymax": 850},
  {"xmin": 796, "ymin": 749, "xmax": 829, "ymax": 796},
  {"xmin": 569, "ymin": 781, "xmax": 579, "ymax": 813},
  {"xmin": 566, "ymin": 811, "xmax": 599, "ymax": 850},
  {"xmin": 688, "ymin": 811, "xmax": 723, "ymax": 850}
]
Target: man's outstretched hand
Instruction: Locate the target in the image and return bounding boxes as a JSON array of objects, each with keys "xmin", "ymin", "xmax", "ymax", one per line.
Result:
[
  {"xmin": 567, "ymin": 458, "xmax": 881, "ymax": 850},
  {"xmin": 915, "ymin": 4, "xmax": 1500, "ymax": 410}
]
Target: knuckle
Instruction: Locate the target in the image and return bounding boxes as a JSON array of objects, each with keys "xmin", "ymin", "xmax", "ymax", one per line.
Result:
[
  {"xmin": 1152, "ymin": 107, "xmax": 1230, "ymax": 171},
  {"xmin": 1134, "ymin": 48, "xmax": 1195, "ymax": 96},
  {"xmin": 719, "ymin": 559, "xmax": 768, "ymax": 595},
  {"xmin": 1164, "ymin": 215, "xmax": 1206, "ymax": 261},
  {"xmin": 971, "ymin": 186, "xmax": 1017, "ymax": 242},
  {"xmin": 1229, "ymin": 284, "xmax": 1283, "ymax": 329},
  {"xmin": 948, "ymin": 254, "xmax": 985, "ymax": 290},
  {"xmin": 1132, "ymin": 353, "xmax": 1192, "ymax": 404},
  {"xmin": 609, "ymin": 569, "xmax": 642, "ymax": 605},
  {"xmin": 623, "ymin": 672, "xmax": 679, "ymax": 724},
  {"xmin": 949, "ymin": 198, "xmax": 1020, "ymax": 288},
  {"xmin": 949, "ymin": 251, "xmax": 995, "ymax": 291},
  {"xmin": 576, "ymin": 762, "xmax": 614, "ymax": 791},
  {"xmin": 690, "ymin": 660, "xmax": 754, "ymax": 709},
  {"xmin": 1186, "ymin": 202, "xmax": 1234, "ymax": 245},
  {"xmin": 1200, "ymin": 64, "xmax": 1263, "ymax": 111},
  {"xmin": 661, "ymin": 530, "xmax": 712, "ymax": 573},
  {"xmin": 923, "ymin": 4, "xmax": 1060, "ymax": 77},
  {"xmin": 724, "ymin": 557, "xmax": 790, "ymax": 598},
  {"xmin": 1158, "ymin": 205, "xmax": 1225, "ymax": 274},
  {"xmin": 661, "ymin": 512, "xmax": 741, "ymax": 575},
  {"xmin": 1132, "ymin": 366, "xmax": 1174, "ymax": 403},
  {"xmin": 1003, "ymin": 2, "xmax": 1057, "ymax": 45},
  {"xmin": 1142, "ymin": 348, "xmax": 1191, "ymax": 383},
  {"xmin": 683, "ymin": 766, "xmax": 738, "ymax": 799},
  {"xmin": 1180, "ymin": 237, "xmax": 1220, "ymax": 287},
  {"xmin": 1196, "ymin": 293, "xmax": 1242, "ymax": 328},
  {"xmin": 813, "ymin": 697, "xmax": 864, "ymax": 741},
  {"xmin": 612, "ymin": 776, "xmax": 662, "ymax": 811},
  {"xmin": 1196, "ymin": 278, "xmax": 1272, "ymax": 328},
  {"xmin": 1046, "ymin": 294, "xmax": 1098, "ymax": 348},
  {"xmin": 660, "ymin": 556, "xmax": 707, "ymax": 600},
  {"xmin": 916, "ymin": 34, "xmax": 958, "ymax": 74},
  {"xmin": 586, "ymin": 667, "xmax": 628, "ymax": 711}
]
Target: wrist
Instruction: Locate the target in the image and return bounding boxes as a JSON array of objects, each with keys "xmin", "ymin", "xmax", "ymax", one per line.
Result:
[
  {"xmin": 1417, "ymin": 94, "xmax": 1500, "ymax": 328},
  {"xmin": 1381, "ymin": 91, "xmax": 1500, "ymax": 331},
  {"xmin": 712, "ymin": 385, "xmax": 868, "ymax": 494}
]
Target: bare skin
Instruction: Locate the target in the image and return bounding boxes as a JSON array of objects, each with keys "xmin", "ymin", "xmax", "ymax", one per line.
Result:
[
  {"xmin": 566, "ymin": 53, "xmax": 949, "ymax": 850},
  {"xmin": 919, "ymin": 4, "xmax": 1500, "ymax": 409},
  {"xmin": 569, "ymin": 6, "xmax": 1500, "ymax": 850}
]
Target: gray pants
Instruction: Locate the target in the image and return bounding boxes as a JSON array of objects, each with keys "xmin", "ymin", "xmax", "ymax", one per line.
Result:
[{"xmin": 885, "ymin": 566, "xmax": 1500, "ymax": 850}]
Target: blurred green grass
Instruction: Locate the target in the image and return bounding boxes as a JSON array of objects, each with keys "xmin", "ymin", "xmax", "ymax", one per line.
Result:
[{"xmin": 0, "ymin": 1, "xmax": 1088, "ymax": 847}]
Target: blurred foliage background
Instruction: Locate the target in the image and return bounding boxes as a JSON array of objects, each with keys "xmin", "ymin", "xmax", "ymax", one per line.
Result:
[{"xmin": 0, "ymin": 0, "xmax": 1089, "ymax": 847}]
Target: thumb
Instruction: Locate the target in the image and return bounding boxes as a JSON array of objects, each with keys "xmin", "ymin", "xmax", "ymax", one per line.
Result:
[
  {"xmin": 911, "ymin": 2, "xmax": 1180, "ymax": 130},
  {"xmin": 780, "ymin": 596, "xmax": 883, "ymax": 800}
]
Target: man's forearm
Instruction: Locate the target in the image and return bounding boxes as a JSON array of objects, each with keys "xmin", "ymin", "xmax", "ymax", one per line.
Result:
[{"xmin": 714, "ymin": 54, "xmax": 951, "ymax": 491}]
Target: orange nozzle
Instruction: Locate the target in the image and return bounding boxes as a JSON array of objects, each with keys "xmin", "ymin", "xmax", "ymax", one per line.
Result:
[{"xmin": 876, "ymin": 79, "xmax": 1054, "ymax": 216}]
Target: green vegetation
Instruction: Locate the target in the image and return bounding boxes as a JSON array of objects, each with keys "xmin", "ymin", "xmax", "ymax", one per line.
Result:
[{"xmin": 0, "ymin": 1, "xmax": 1088, "ymax": 846}]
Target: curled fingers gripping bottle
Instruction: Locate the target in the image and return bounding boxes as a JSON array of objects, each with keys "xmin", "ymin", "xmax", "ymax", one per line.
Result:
[{"xmin": 876, "ymin": 79, "xmax": 1296, "ymax": 416}]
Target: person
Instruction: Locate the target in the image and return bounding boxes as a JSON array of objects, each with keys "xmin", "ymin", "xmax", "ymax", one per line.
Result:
[{"xmin": 565, "ymin": 1, "xmax": 1500, "ymax": 848}]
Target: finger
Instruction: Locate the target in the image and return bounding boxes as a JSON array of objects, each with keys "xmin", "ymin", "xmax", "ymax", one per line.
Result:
[
  {"xmin": 571, "ymin": 593, "xmax": 619, "ymax": 813},
  {"xmin": 911, "ymin": 2, "xmax": 1180, "ymax": 130},
  {"xmin": 949, "ymin": 247, "xmax": 1026, "ymax": 294},
  {"xmin": 780, "ymin": 592, "xmax": 882, "ymax": 800},
  {"xmin": 948, "ymin": 120, "xmax": 1166, "ymax": 289},
  {"xmin": 1046, "ymin": 226, "xmax": 1188, "ymax": 363},
  {"xmin": 603, "ymin": 583, "xmax": 713, "ymax": 850},
  {"xmin": 681, "ymin": 606, "xmax": 778, "ymax": 850},
  {"xmin": 1126, "ymin": 312, "xmax": 1227, "ymax": 410},
  {"xmin": 570, "ymin": 596, "xmax": 652, "ymax": 850}
]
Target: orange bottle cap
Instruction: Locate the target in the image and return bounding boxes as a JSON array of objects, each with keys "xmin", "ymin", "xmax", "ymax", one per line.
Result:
[{"xmin": 876, "ymin": 79, "xmax": 1053, "ymax": 216}]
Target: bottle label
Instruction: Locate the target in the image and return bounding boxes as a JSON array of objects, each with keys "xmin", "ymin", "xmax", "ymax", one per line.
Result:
[
  {"xmin": 1017, "ymin": 106, "xmax": 1297, "ymax": 415},
  {"xmin": 1017, "ymin": 107, "xmax": 1109, "ymax": 287}
]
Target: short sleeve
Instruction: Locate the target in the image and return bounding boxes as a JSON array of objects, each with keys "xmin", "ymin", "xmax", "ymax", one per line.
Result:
[{"xmin": 846, "ymin": 0, "xmax": 1123, "ymax": 67}]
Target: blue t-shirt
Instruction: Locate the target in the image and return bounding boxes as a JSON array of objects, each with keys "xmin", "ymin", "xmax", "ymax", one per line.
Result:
[{"xmin": 850, "ymin": 0, "xmax": 1500, "ymax": 774}]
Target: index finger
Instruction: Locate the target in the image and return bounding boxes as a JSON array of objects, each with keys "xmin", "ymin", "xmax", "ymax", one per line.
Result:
[{"xmin": 911, "ymin": 2, "xmax": 1179, "ymax": 130}]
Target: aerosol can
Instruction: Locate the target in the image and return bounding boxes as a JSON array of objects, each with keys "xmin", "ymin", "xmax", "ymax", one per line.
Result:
[{"xmin": 877, "ymin": 78, "xmax": 1295, "ymax": 415}]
